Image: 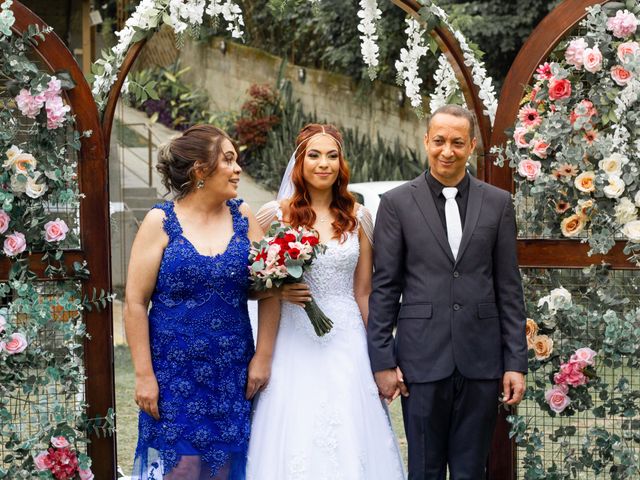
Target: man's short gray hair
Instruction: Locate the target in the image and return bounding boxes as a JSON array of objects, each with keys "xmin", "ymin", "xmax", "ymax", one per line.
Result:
[{"xmin": 427, "ymin": 105, "xmax": 477, "ymax": 140}]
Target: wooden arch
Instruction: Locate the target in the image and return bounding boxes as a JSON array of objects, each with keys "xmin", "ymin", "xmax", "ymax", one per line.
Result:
[{"xmin": 5, "ymin": 2, "xmax": 116, "ymax": 478}]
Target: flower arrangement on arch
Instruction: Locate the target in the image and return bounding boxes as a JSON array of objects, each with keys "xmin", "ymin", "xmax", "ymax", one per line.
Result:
[
  {"xmin": 33, "ymin": 436, "xmax": 94, "ymax": 480},
  {"xmin": 498, "ymin": 3, "xmax": 640, "ymax": 262}
]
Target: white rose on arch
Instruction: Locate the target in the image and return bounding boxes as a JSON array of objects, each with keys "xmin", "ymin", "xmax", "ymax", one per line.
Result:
[
  {"xmin": 603, "ymin": 175, "xmax": 625, "ymax": 198},
  {"xmin": 538, "ymin": 287, "xmax": 572, "ymax": 314},
  {"xmin": 25, "ymin": 173, "xmax": 48, "ymax": 199},
  {"xmin": 598, "ymin": 152, "xmax": 629, "ymax": 176},
  {"xmin": 621, "ymin": 220, "xmax": 640, "ymax": 242},
  {"xmin": 614, "ymin": 197, "xmax": 637, "ymax": 225}
]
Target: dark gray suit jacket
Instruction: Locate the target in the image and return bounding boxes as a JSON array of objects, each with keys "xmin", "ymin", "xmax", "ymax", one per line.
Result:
[{"xmin": 367, "ymin": 173, "xmax": 528, "ymax": 383}]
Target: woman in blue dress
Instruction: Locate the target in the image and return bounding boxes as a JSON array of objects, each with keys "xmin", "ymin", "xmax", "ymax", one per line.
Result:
[{"xmin": 125, "ymin": 125, "xmax": 265, "ymax": 479}]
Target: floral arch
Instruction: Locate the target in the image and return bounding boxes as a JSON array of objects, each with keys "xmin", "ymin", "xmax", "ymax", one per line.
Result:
[{"xmin": 1, "ymin": 0, "xmax": 639, "ymax": 478}]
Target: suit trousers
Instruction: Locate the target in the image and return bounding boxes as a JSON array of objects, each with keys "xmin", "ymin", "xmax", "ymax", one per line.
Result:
[{"xmin": 401, "ymin": 369, "xmax": 501, "ymax": 480}]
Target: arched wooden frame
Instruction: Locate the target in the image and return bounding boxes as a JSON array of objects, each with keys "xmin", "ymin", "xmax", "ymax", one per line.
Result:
[{"xmin": 4, "ymin": 3, "xmax": 116, "ymax": 479}]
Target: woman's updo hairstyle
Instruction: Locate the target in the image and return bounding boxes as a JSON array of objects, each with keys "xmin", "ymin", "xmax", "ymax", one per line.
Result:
[{"xmin": 156, "ymin": 124, "xmax": 238, "ymax": 199}]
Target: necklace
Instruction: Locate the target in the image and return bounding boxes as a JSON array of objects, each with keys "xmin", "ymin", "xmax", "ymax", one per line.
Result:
[{"xmin": 316, "ymin": 211, "xmax": 332, "ymax": 223}]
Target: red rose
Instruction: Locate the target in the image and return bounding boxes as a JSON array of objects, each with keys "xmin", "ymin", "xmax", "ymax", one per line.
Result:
[
  {"xmin": 301, "ymin": 235, "xmax": 319, "ymax": 246},
  {"xmin": 283, "ymin": 233, "xmax": 296, "ymax": 244},
  {"xmin": 548, "ymin": 78, "xmax": 572, "ymax": 100},
  {"xmin": 288, "ymin": 247, "xmax": 301, "ymax": 259},
  {"xmin": 255, "ymin": 249, "xmax": 267, "ymax": 262}
]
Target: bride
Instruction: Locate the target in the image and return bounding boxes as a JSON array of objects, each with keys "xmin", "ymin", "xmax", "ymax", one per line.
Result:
[{"xmin": 245, "ymin": 124, "xmax": 405, "ymax": 479}]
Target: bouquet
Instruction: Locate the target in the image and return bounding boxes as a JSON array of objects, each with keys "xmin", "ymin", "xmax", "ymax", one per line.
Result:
[
  {"xmin": 249, "ymin": 221, "xmax": 333, "ymax": 336},
  {"xmin": 33, "ymin": 435, "xmax": 94, "ymax": 479}
]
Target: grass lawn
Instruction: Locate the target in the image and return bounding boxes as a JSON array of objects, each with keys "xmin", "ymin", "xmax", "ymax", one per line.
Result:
[{"xmin": 114, "ymin": 345, "xmax": 409, "ymax": 473}]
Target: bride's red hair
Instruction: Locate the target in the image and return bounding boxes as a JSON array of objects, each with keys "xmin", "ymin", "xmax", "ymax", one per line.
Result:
[{"xmin": 288, "ymin": 124, "xmax": 357, "ymax": 241}]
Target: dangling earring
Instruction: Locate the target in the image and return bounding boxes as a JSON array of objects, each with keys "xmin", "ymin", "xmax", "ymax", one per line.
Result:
[{"xmin": 196, "ymin": 179, "xmax": 205, "ymax": 189}]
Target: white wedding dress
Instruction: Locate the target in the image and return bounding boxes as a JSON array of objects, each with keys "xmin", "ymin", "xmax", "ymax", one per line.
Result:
[{"xmin": 247, "ymin": 201, "xmax": 405, "ymax": 480}]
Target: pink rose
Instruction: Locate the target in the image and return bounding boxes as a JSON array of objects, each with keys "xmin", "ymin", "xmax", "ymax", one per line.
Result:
[
  {"xmin": 565, "ymin": 38, "xmax": 587, "ymax": 69},
  {"xmin": 43, "ymin": 76, "xmax": 62, "ymax": 102},
  {"xmin": 583, "ymin": 46, "xmax": 603, "ymax": 73},
  {"xmin": 611, "ymin": 65, "xmax": 633, "ymax": 86},
  {"xmin": 617, "ymin": 41, "xmax": 640, "ymax": 63},
  {"xmin": 513, "ymin": 127, "xmax": 531, "ymax": 149},
  {"xmin": 50, "ymin": 436, "xmax": 70, "ymax": 448},
  {"xmin": 557, "ymin": 361, "xmax": 588, "ymax": 387},
  {"xmin": 548, "ymin": 78, "xmax": 572, "ymax": 100},
  {"xmin": 45, "ymin": 96, "xmax": 71, "ymax": 130},
  {"xmin": 79, "ymin": 468, "xmax": 95, "ymax": 480},
  {"xmin": 0, "ymin": 209, "xmax": 9, "ymax": 234},
  {"xmin": 531, "ymin": 139, "xmax": 550, "ymax": 159},
  {"xmin": 33, "ymin": 451, "xmax": 51, "ymax": 471},
  {"xmin": 545, "ymin": 385, "xmax": 570, "ymax": 413},
  {"xmin": 44, "ymin": 218, "xmax": 69, "ymax": 242},
  {"xmin": 15, "ymin": 89, "xmax": 44, "ymax": 118},
  {"xmin": 517, "ymin": 159, "xmax": 542, "ymax": 181},
  {"xmin": 571, "ymin": 347, "xmax": 597, "ymax": 366},
  {"xmin": 535, "ymin": 62, "xmax": 553, "ymax": 80},
  {"xmin": 3, "ymin": 332, "xmax": 28, "ymax": 354},
  {"xmin": 607, "ymin": 10, "xmax": 638, "ymax": 39},
  {"xmin": 3, "ymin": 231, "xmax": 26, "ymax": 257}
]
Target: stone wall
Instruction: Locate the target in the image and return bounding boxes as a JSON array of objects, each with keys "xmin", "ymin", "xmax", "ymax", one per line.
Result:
[{"xmin": 179, "ymin": 37, "xmax": 427, "ymax": 157}]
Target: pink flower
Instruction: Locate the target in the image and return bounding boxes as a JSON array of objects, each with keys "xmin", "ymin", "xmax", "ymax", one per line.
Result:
[
  {"xmin": 583, "ymin": 46, "xmax": 603, "ymax": 73},
  {"xmin": 548, "ymin": 78, "xmax": 572, "ymax": 100},
  {"xmin": 517, "ymin": 159, "xmax": 542, "ymax": 181},
  {"xmin": 0, "ymin": 209, "xmax": 9, "ymax": 234},
  {"xmin": 3, "ymin": 231, "xmax": 26, "ymax": 256},
  {"xmin": 518, "ymin": 105, "xmax": 542, "ymax": 128},
  {"xmin": 33, "ymin": 451, "xmax": 51, "ymax": 471},
  {"xmin": 611, "ymin": 65, "xmax": 633, "ymax": 86},
  {"xmin": 617, "ymin": 41, "xmax": 640, "ymax": 63},
  {"xmin": 3, "ymin": 332, "xmax": 28, "ymax": 354},
  {"xmin": 555, "ymin": 361, "xmax": 588, "ymax": 387},
  {"xmin": 606, "ymin": 10, "xmax": 638, "ymax": 39},
  {"xmin": 43, "ymin": 76, "xmax": 62, "ymax": 102},
  {"xmin": 531, "ymin": 139, "xmax": 550, "ymax": 159},
  {"xmin": 44, "ymin": 219, "xmax": 69, "ymax": 242},
  {"xmin": 79, "ymin": 469, "xmax": 95, "ymax": 480},
  {"xmin": 571, "ymin": 347, "xmax": 597, "ymax": 366},
  {"xmin": 45, "ymin": 96, "xmax": 71, "ymax": 130},
  {"xmin": 50, "ymin": 436, "xmax": 70, "ymax": 448},
  {"xmin": 47, "ymin": 446, "xmax": 78, "ymax": 480},
  {"xmin": 545, "ymin": 385, "xmax": 571, "ymax": 413},
  {"xmin": 15, "ymin": 89, "xmax": 44, "ymax": 118},
  {"xmin": 513, "ymin": 127, "xmax": 531, "ymax": 149},
  {"xmin": 535, "ymin": 62, "xmax": 554, "ymax": 80},
  {"xmin": 565, "ymin": 38, "xmax": 587, "ymax": 69}
]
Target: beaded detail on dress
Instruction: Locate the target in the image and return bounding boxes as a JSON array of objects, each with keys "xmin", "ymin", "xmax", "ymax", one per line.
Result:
[{"xmin": 132, "ymin": 199, "xmax": 254, "ymax": 480}]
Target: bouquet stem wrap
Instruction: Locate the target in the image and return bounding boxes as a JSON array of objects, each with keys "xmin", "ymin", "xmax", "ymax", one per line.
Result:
[{"xmin": 303, "ymin": 297, "xmax": 333, "ymax": 336}]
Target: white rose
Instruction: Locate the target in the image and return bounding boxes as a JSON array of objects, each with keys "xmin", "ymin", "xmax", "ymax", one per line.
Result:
[
  {"xmin": 3, "ymin": 145, "xmax": 22, "ymax": 167},
  {"xmin": 10, "ymin": 175, "xmax": 26, "ymax": 193},
  {"xmin": 575, "ymin": 171, "xmax": 596, "ymax": 193},
  {"xmin": 25, "ymin": 173, "xmax": 48, "ymax": 199},
  {"xmin": 634, "ymin": 190, "xmax": 640, "ymax": 207},
  {"xmin": 598, "ymin": 153, "xmax": 629, "ymax": 176},
  {"xmin": 621, "ymin": 220, "xmax": 640, "ymax": 242},
  {"xmin": 603, "ymin": 175, "xmax": 625, "ymax": 198},
  {"xmin": 538, "ymin": 286, "xmax": 572, "ymax": 314},
  {"xmin": 614, "ymin": 197, "xmax": 637, "ymax": 225}
]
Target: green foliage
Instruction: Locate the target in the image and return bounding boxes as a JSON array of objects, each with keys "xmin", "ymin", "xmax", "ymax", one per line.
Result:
[{"xmin": 126, "ymin": 62, "xmax": 236, "ymax": 131}]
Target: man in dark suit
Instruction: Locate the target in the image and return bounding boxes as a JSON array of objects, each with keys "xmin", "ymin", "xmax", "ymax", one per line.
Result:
[{"xmin": 368, "ymin": 105, "xmax": 528, "ymax": 479}]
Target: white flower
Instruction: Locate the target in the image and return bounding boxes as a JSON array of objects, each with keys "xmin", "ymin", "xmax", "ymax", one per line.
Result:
[
  {"xmin": 598, "ymin": 152, "xmax": 629, "ymax": 176},
  {"xmin": 538, "ymin": 287, "xmax": 572, "ymax": 314},
  {"xmin": 10, "ymin": 174, "xmax": 26, "ymax": 193},
  {"xmin": 357, "ymin": 0, "xmax": 382, "ymax": 78},
  {"xmin": 206, "ymin": 0, "xmax": 245, "ymax": 39},
  {"xmin": 25, "ymin": 172, "xmax": 48, "ymax": 199},
  {"xmin": 622, "ymin": 220, "xmax": 640, "ymax": 242},
  {"xmin": 430, "ymin": 54, "xmax": 461, "ymax": 113},
  {"xmin": 634, "ymin": 190, "xmax": 640, "ymax": 208},
  {"xmin": 395, "ymin": 19, "xmax": 429, "ymax": 109},
  {"xmin": 614, "ymin": 197, "xmax": 637, "ymax": 225},
  {"xmin": 603, "ymin": 175, "xmax": 625, "ymax": 198}
]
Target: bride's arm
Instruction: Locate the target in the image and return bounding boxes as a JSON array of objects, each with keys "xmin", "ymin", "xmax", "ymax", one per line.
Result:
[{"xmin": 354, "ymin": 224, "xmax": 374, "ymax": 327}]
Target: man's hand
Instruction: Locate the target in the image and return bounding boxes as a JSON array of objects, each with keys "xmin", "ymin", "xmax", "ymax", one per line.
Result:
[
  {"xmin": 502, "ymin": 371, "xmax": 526, "ymax": 406},
  {"xmin": 374, "ymin": 368, "xmax": 400, "ymax": 403},
  {"xmin": 396, "ymin": 366, "xmax": 409, "ymax": 398}
]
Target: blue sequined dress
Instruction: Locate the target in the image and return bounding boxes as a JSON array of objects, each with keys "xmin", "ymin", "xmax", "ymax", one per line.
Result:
[{"xmin": 132, "ymin": 199, "xmax": 254, "ymax": 480}]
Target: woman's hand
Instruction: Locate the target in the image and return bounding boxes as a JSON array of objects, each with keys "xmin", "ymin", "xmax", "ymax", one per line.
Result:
[
  {"xmin": 135, "ymin": 373, "xmax": 160, "ymax": 420},
  {"xmin": 246, "ymin": 353, "xmax": 273, "ymax": 400},
  {"xmin": 277, "ymin": 283, "xmax": 312, "ymax": 307}
]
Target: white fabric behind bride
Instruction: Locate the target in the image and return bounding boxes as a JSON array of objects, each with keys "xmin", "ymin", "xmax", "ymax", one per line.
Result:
[{"xmin": 246, "ymin": 201, "xmax": 405, "ymax": 479}]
